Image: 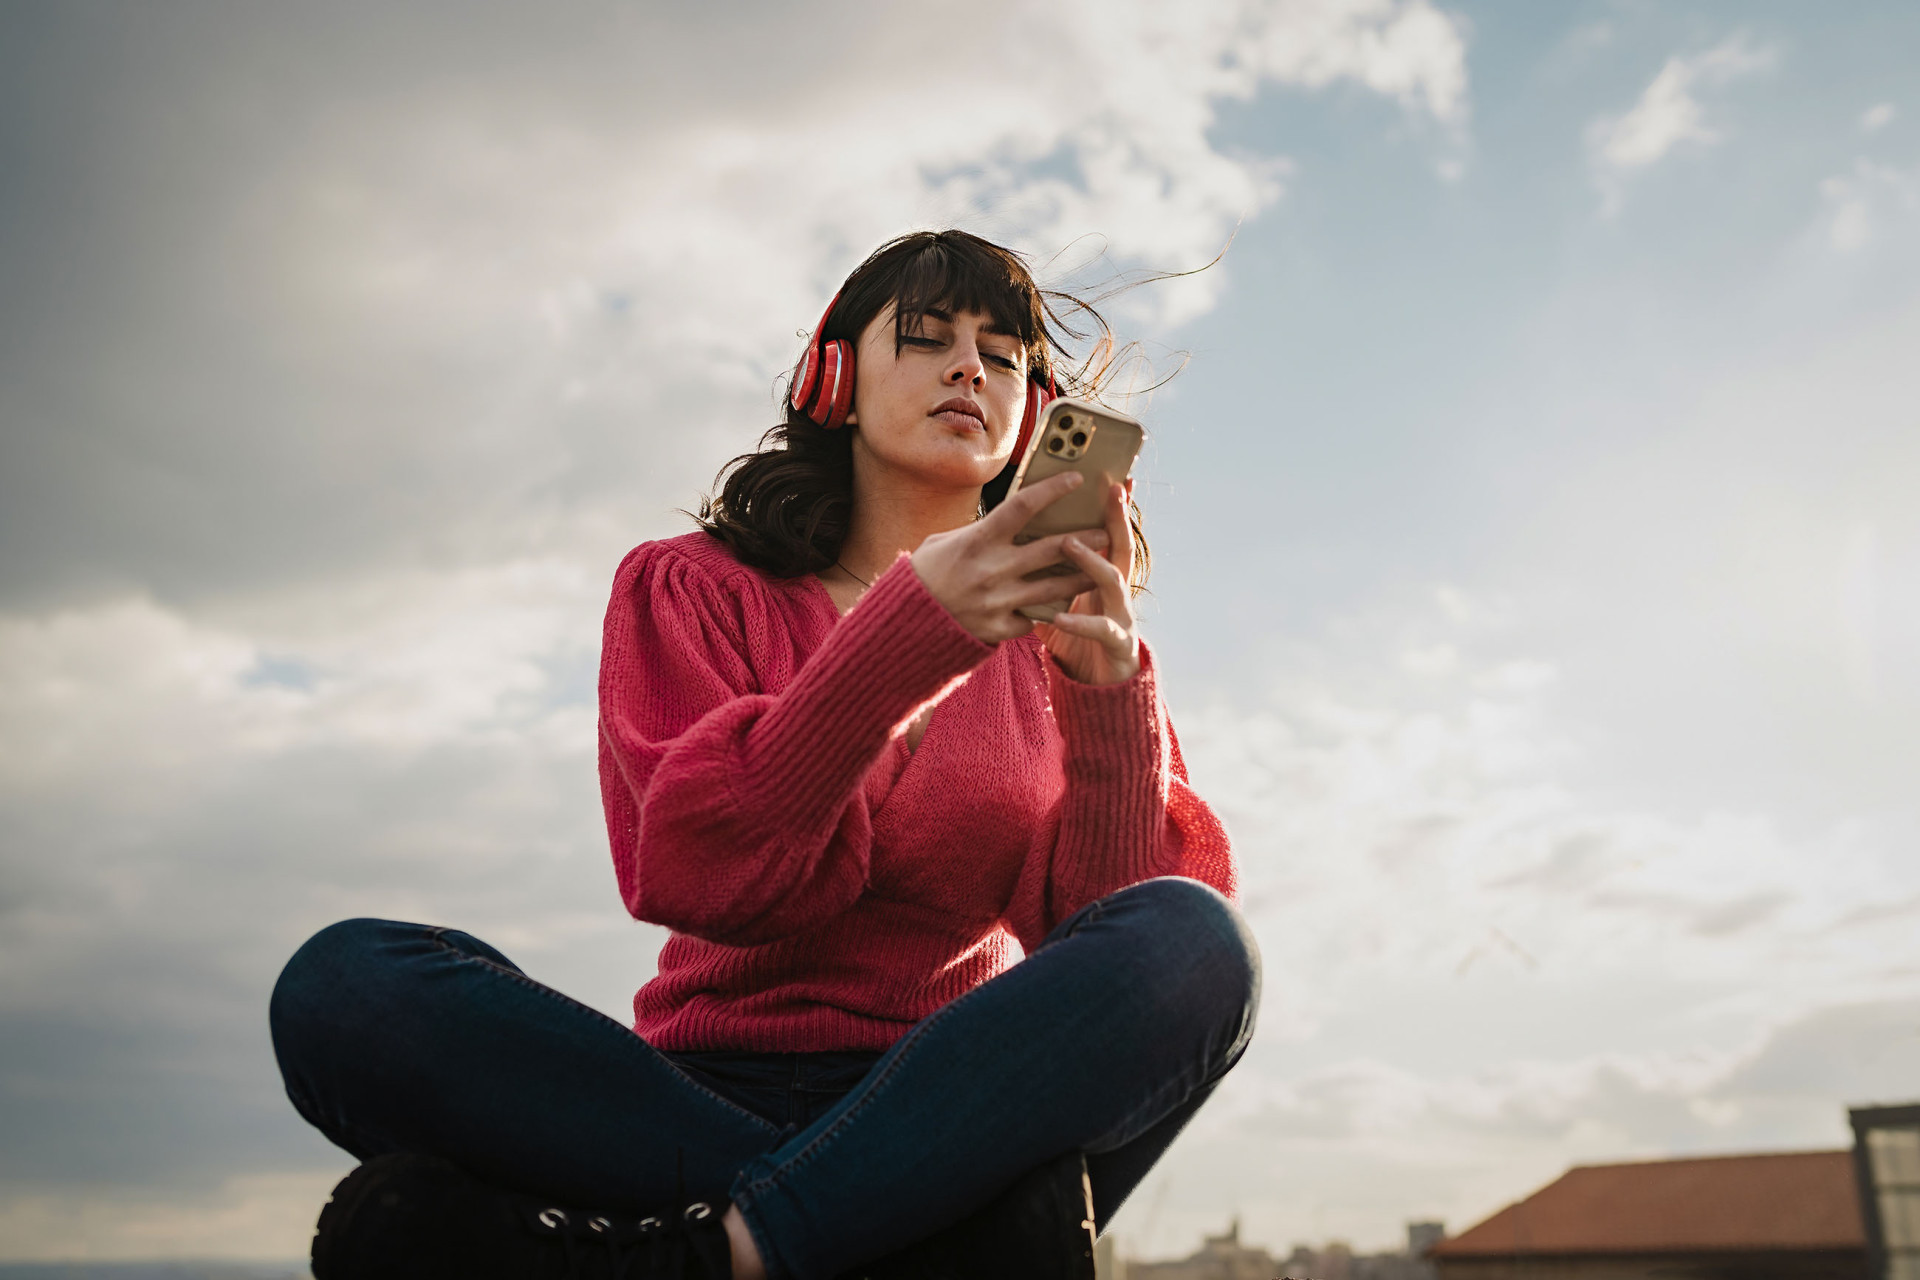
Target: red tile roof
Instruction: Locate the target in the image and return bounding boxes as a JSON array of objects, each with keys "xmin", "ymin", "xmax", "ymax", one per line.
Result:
[{"xmin": 1430, "ymin": 1151, "xmax": 1866, "ymax": 1257}]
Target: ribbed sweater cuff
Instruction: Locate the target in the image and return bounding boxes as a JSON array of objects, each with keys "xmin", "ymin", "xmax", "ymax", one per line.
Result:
[
  {"xmin": 1048, "ymin": 642, "xmax": 1163, "ymax": 782},
  {"xmin": 1047, "ymin": 642, "xmax": 1168, "ymax": 892},
  {"xmin": 745, "ymin": 555, "xmax": 993, "ymax": 831}
]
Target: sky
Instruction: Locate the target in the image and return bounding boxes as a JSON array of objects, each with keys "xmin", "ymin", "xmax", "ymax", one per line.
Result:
[{"xmin": 2, "ymin": 0, "xmax": 1917, "ymax": 1265}]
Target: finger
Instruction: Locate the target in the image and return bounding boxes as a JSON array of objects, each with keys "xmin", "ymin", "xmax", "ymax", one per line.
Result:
[
  {"xmin": 1006, "ymin": 528, "xmax": 1110, "ymax": 576},
  {"xmin": 980, "ymin": 469, "xmax": 1084, "ymax": 536},
  {"xmin": 1104, "ymin": 483, "xmax": 1133, "ymax": 581},
  {"xmin": 1062, "ymin": 536, "xmax": 1136, "ymax": 630},
  {"xmin": 1043, "ymin": 609, "xmax": 1134, "ymax": 655},
  {"xmin": 1063, "ymin": 535, "xmax": 1130, "ymax": 603},
  {"xmin": 1003, "ymin": 571, "xmax": 1097, "ymax": 610},
  {"xmin": 985, "ymin": 614, "xmax": 1037, "ymax": 642}
]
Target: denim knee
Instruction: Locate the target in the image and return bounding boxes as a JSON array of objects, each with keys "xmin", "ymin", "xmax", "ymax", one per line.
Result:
[
  {"xmin": 1103, "ymin": 878, "xmax": 1261, "ymax": 1058},
  {"xmin": 269, "ymin": 917, "xmax": 392, "ymax": 1057}
]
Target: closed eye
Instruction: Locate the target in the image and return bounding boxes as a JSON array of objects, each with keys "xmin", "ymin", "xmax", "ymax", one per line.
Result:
[{"xmin": 901, "ymin": 333, "xmax": 1023, "ymax": 373}]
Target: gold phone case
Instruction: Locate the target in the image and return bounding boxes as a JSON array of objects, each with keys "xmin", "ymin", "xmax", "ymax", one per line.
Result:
[{"xmin": 1007, "ymin": 397, "xmax": 1144, "ymax": 622}]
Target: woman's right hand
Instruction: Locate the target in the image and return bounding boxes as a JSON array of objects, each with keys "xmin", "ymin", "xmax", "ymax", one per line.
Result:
[{"xmin": 911, "ymin": 472, "xmax": 1104, "ymax": 644}]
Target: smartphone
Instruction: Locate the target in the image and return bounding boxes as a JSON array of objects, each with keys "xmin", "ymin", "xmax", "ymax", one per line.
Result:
[{"xmin": 1007, "ymin": 396, "xmax": 1144, "ymax": 622}]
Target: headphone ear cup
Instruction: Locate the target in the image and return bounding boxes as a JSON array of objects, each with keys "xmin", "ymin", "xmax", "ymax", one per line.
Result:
[
  {"xmin": 793, "ymin": 338, "xmax": 855, "ymax": 427},
  {"xmin": 823, "ymin": 339, "xmax": 855, "ymax": 429},
  {"xmin": 790, "ymin": 290, "xmax": 850, "ymax": 427},
  {"xmin": 1012, "ymin": 378, "xmax": 1052, "ymax": 464},
  {"xmin": 790, "ymin": 340, "xmax": 821, "ymax": 416}
]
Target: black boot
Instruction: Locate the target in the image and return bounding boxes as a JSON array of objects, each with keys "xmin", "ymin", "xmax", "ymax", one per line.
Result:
[
  {"xmin": 311, "ymin": 1152, "xmax": 733, "ymax": 1280},
  {"xmin": 840, "ymin": 1151, "xmax": 1098, "ymax": 1280}
]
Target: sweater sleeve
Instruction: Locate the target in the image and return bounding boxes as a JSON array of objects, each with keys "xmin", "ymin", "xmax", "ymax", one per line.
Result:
[
  {"xmin": 597, "ymin": 541, "xmax": 994, "ymax": 946},
  {"xmin": 1002, "ymin": 642, "xmax": 1237, "ymax": 951}
]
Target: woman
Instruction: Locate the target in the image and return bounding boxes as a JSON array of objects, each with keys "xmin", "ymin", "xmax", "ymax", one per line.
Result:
[{"xmin": 271, "ymin": 230, "xmax": 1259, "ymax": 1280}]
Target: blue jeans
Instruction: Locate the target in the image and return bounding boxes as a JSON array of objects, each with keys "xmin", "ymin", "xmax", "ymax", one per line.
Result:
[{"xmin": 270, "ymin": 877, "xmax": 1259, "ymax": 1279}]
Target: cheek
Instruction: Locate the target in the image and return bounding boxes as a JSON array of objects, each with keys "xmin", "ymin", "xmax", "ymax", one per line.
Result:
[
  {"xmin": 851, "ymin": 343, "xmax": 911, "ymax": 426},
  {"xmin": 992, "ymin": 379, "xmax": 1029, "ymax": 434}
]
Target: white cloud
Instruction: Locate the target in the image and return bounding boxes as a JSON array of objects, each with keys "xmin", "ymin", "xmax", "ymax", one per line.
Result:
[
  {"xmin": 0, "ymin": 562, "xmax": 599, "ymax": 795},
  {"xmin": 1819, "ymin": 158, "xmax": 1920, "ymax": 252},
  {"xmin": 1861, "ymin": 102, "xmax": 1897, "ymax": 132},
  {"xmin": 278, "ymin": 0, "xmax": 1470, "ymax": 357},
  {"xmin": 1587, "ymin": 35, "xmax": 1775, "ymax": 214}
]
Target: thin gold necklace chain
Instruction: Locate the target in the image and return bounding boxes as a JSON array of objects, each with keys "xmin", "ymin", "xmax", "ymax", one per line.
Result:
[{"xmin": 834, "ymin": 560, "xmax": 873, "ymax": 589}]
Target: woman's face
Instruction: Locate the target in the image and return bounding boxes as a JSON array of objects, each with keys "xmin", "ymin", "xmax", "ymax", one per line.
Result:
[{"xmin": 845, "ymin": 304, "xmax": 1030, "ymax": 491}]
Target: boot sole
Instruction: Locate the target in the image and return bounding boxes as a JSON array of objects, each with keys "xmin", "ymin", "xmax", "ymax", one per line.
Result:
[{"xmin": 310, "ymin": 1154, "xmax": 420, "ymax": 1280}]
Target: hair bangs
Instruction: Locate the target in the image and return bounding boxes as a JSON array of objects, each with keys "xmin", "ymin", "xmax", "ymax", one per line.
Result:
[{"xmin": 885, "ymin": 237, "xmax": 1046, "ymax": 358}]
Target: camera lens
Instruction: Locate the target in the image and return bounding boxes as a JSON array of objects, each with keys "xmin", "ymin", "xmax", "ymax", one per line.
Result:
[
  {"xmin": 1059, "ymin": 415, "xmax": 1073, "ymax": 429},
  {"xmin": 1070, "ymin": 431, "xmax": 1088, "ymax": 447},
  {"xmin": 1047, "ymin": 437, "xmax": 1065, "ymax": 453}
]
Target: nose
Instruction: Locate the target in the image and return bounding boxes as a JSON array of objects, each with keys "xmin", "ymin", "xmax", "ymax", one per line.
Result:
[{"xmin": 946, "ymin": 339, "xmax": 985, "ymax": 387}]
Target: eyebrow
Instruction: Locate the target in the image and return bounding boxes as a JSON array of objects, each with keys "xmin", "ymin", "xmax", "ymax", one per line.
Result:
[{"xmin": 914, "ymin": 306, "xmax": 1021, "ymax": 339}]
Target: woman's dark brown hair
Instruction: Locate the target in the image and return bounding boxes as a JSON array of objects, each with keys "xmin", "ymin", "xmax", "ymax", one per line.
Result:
[{"xmin": 697, "ymin": 229, "xmax": 1150, "ymax": 585}]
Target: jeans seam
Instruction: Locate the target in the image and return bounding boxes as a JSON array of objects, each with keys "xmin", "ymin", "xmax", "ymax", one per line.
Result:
[
  {"xmin": 735, "ymin": 882, "xmax": 1132, "ymax": 1200},
  {"xmin": 733, "ymin": 966, "xmax": 990, "ymax": 1199},
  {"xmin": 736, "ymin": 881, "xmax": 1186, "ymax": 1199},
  {"xmin": 421, "ymin": 928, "xmax": 785, "ymax": 1141}
]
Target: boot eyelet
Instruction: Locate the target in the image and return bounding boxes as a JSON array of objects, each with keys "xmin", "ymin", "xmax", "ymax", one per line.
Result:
[
  {"xmin": 537, "ymin": 1208, "xmax": 569, "ymax": 1230},
  {"xmin": 638, "ymin": 1215, "xmax": 665, "ymax": 1233},
  {"xmin": 684, "ymin": 1201, "xmax": 714, "ymax": 1222},
  {"xmin": 588, "ymin": 1216, "xmax": 612, "ymax": 1233}
]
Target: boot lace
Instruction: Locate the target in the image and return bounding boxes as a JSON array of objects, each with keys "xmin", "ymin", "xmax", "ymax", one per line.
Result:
[{"xmin": 526, "ymin": 1201, "xmax": 726, "ymax": 1279}]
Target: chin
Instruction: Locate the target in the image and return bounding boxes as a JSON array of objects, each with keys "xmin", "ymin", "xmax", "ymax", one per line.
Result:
[{"xmin": 904, "ymin": 443, "xmax": 1006, "ymax": 489}]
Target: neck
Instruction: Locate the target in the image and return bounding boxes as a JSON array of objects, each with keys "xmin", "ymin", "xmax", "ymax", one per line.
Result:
[{"xmin": 836, "ymin": 448, "xmax": 982, "ymax": 582}]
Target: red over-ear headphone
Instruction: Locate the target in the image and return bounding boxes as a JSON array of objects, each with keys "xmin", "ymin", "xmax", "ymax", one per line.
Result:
[{"xmin": 790, "ymin": 292, "xmax": 1056, "ymax": 469}]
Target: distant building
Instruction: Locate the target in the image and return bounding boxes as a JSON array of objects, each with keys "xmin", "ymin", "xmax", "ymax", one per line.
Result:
[
  {"xmin": 1124, "ymin": 1220, "xmax": 1442, "ymax": 1280},
  {"xmin": 1359, "ymin": 1225, "xmax": 1446, "ymax": 1280},
  {"xmin": 1851, "ymin": 1104, "xmax": 1920, "ymax": 1280},
  {"xmin": 1428, "ymin": 1150, "xmax": 1867, "ymax": 1280},
  {"xmin": 1128, "ymin": 1218, "xmax": 1281, "ymax": 1280},
  {"xmin": 1282, "ymin": 1238, "xmax": 1351, "ymax": 1280}
]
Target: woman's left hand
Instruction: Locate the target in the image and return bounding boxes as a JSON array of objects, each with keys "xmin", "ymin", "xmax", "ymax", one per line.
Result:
[{"xmin": 1037, "ymin": 481, "xmax": 1141, "ymax": 686}]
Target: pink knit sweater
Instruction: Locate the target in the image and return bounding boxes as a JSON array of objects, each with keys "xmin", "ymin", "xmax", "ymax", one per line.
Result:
[{"xmin": 597, "ymin": 531, "xmax": 1236, "ymax": 1052}]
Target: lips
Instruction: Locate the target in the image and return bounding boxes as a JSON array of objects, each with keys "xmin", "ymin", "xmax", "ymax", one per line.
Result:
[{"xmin": 931, "ymin": 397, "xmax": 986, "ymax": 431}]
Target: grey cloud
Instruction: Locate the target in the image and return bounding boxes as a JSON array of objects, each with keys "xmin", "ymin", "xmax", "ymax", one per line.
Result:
[
  {"xmin": 1486, "ymin": 831, "xmax": 1615, "ymax": 892},
  {"xmin": 0, "ymin": 3, "xmax": 851, "ymax": 610},
  {"xmin": 0, "ymin": 1011, "xmax": 316, "ymax": 1191},
  {"xmin": 1142, "ymin": 996, "xmax": 1912, "ymax": 1255},
  {"xmin": 1583, "ymin": 887, "xmax": 1792, "ymax": 938},
  {"xmin": 0, "ymin": 725, "xmax": 668, "ymax": 1201}
]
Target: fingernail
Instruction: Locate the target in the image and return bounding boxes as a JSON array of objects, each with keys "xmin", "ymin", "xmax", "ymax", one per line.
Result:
[{"xmin": 1065, "ymin": 472, "xmax": 1083, "ymax": 487}]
